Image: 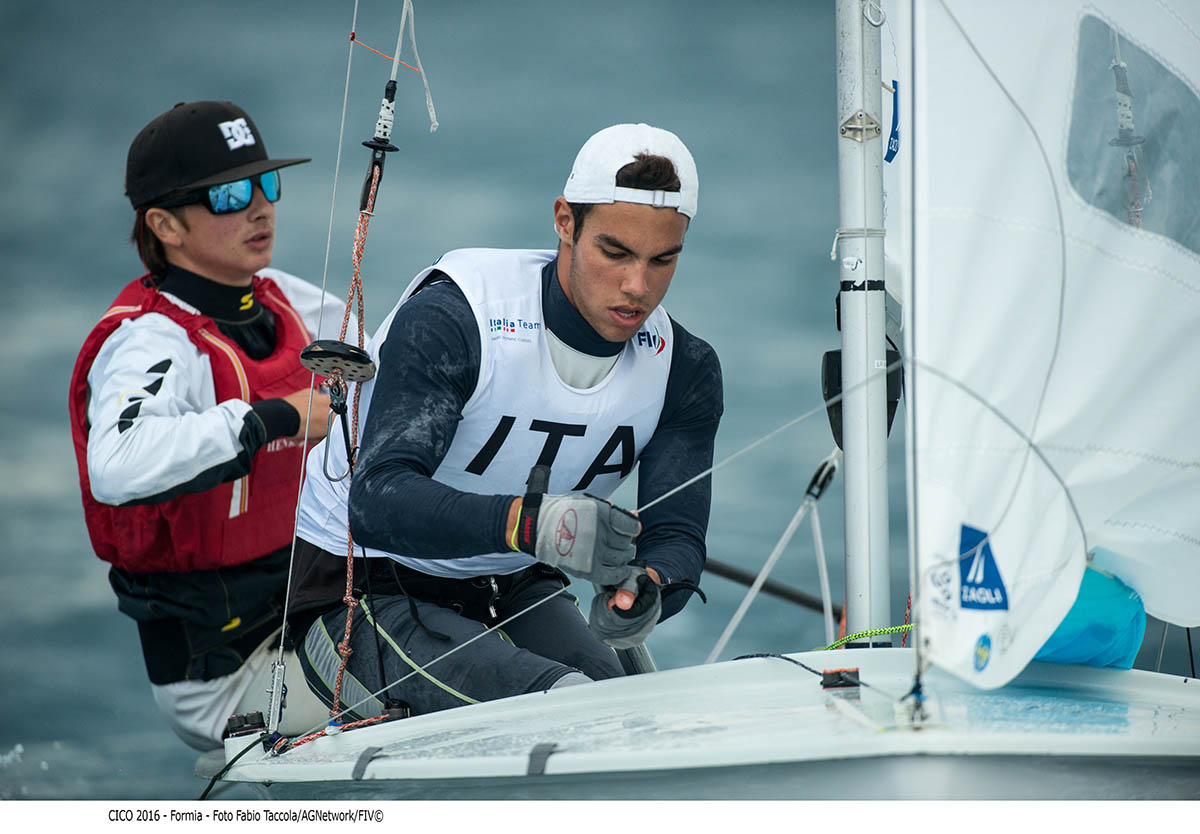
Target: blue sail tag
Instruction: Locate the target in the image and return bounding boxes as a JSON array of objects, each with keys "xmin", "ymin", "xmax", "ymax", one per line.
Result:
[
  {"xmin": 884, "ymin": 80, "xmax": 900, "ymax": 163},
  {"xmin": 958, "ymin": 524, "xmax": 1009, "ymax": 610}
]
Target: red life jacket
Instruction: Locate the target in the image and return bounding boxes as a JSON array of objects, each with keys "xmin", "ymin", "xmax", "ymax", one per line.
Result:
[{"xmin": 69, "ymin": 274, "xmax": 316, "ymax": 573}]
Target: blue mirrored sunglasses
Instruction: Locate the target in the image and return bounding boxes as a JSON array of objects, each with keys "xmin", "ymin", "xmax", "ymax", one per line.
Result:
[{"xmin": 156, "ymin": 170, "xmax": 281, "ymax": 214}]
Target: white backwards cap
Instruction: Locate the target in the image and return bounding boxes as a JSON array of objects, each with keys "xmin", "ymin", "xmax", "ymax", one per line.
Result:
[{"xmin": 563, "ymin": 123, "xmax": 698, "ymax": 219}]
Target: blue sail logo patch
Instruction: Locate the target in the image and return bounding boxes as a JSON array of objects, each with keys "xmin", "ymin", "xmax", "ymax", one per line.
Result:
[{"xmin": 958, "ymin": 525, "xmax": 1008, "ymax": 610}]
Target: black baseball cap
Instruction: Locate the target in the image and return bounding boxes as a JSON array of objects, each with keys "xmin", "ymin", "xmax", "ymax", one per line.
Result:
[{"xmin": 125, "ymin": 101, "xmax": 310, "ymax": 210}]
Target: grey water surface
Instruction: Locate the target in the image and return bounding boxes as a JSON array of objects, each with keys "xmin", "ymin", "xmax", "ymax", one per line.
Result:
[{"xmin": 0, "ymin": 0, "xmax": 1190, "ymax": 801}]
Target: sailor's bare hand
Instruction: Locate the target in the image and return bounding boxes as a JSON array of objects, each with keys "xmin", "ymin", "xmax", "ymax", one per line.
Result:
[{"xmin": 280, "ymin": 387, "xmax": 331, "ymax": 444}]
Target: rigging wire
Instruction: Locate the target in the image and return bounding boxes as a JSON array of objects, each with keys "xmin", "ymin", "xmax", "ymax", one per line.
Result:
[
  {"xmin": 904, "ymin": 0, "xmax": 923, "ymax": 695},
  {"xmin": 267, "ymin": 1, "xmax": 366, "ymax": 737},
  {"xmin": 705, "ymin": 500, "xmax": 814, "ymax": 664},
  {"xmin": 635, "ymin": 357, "xmax": 899, "ymax": 515},
  {"xmin": 810, "ymin": 502, "xmax": 836, "ymax": 644},
  {"xmin": 704, "ymin": 449, "xmax": 841, "ymax": 664},
  {"xmin": 276, "ymin": 0, "xmax": 362, "ymax": 667}
]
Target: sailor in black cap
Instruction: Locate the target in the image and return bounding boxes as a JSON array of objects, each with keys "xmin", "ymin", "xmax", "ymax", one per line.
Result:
[{"xmin": 68, "ymin": 101, "xmax": 342, "ymax": 750}]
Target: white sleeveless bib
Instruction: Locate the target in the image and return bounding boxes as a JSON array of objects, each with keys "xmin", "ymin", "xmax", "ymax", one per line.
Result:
[{"xmin": 296, "ymin": 248, "xmax": 673, "ymax": 578}]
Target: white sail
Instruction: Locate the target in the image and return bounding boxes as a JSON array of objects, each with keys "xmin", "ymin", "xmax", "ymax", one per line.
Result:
[{"xmin": 889, "ymin": 0, "xmax": 1200, "ymax": 687}]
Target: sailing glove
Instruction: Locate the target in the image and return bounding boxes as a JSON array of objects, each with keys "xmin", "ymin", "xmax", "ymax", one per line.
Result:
[
  {"xmin": 515, "ymin": 492, "xmax": 640, "ymax": 587},
  {"xmin": 588, "ymin": 566, "xmax": 661, "ymax": 649}
]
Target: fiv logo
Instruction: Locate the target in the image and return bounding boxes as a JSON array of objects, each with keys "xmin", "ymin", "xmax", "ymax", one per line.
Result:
[
  {"xmin": 634, "ymin": 324, "xmax": 666, "ymax": 355},
  {"xmin": 219, "ymin": 118, "xmax": 256, "ymax": 150},
  {"xmin": 958, "ymin": 524, "xmax": 1008, "ymax": 610}
]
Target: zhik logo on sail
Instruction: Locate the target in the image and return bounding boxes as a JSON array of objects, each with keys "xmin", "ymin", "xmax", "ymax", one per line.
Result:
[{"xmin": 958, "ymin": 524, "xmax": 1008, "ymax": 610}]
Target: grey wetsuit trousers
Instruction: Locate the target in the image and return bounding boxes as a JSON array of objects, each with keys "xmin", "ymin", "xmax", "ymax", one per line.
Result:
[{"xmin": 298, "ymin": 568, "xmax": 624, "ymax": 720}]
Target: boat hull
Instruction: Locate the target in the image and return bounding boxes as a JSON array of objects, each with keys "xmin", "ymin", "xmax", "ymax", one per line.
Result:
[
  {"xmin": 218, "ymin": 649, "xmax": 1200, "ymax": 799},
  {"xmin": 248, "ymin": 754, "xmax": 1199, "ymax": 800}
]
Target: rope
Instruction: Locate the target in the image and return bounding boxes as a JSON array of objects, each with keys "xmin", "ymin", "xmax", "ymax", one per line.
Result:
[
  {"xmin": 350, "ymin": 32, "xmax": 421, "ymax": 72},
  {"xmin": 397, "ymin": 0, "xmax": 438, "ymax": 132},
  {"xmin": 273, "ymin": 714, "xmax": 389, "ymax": 755},
  {"xmin": 815, "ymin": 624, "xmax": 911, "ymax": 652},
  {"xmin": 328, "ymin": 164, "xmax": 381, "ymax": 719}
]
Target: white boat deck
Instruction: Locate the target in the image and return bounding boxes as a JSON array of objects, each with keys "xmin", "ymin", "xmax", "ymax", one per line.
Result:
[{"xmin": 218, "ymin": 648, "xmax": 1200, "ymax": 798}]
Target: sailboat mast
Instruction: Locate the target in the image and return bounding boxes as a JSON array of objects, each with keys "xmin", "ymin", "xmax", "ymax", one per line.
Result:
[{"xmin": 834, "ymin": 0, "xmax": 892, "ymax": 643}]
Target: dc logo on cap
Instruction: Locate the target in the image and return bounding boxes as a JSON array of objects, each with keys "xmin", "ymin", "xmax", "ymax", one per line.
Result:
[{"xmin": 219, "ymin": 118, "xmax": 256, "ymax": 150}]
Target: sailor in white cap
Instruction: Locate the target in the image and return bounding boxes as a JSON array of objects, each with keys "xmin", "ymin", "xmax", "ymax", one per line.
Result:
[{"xmin": 290, "ymin": 124, "xmax": 722, "ymax": 717}]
